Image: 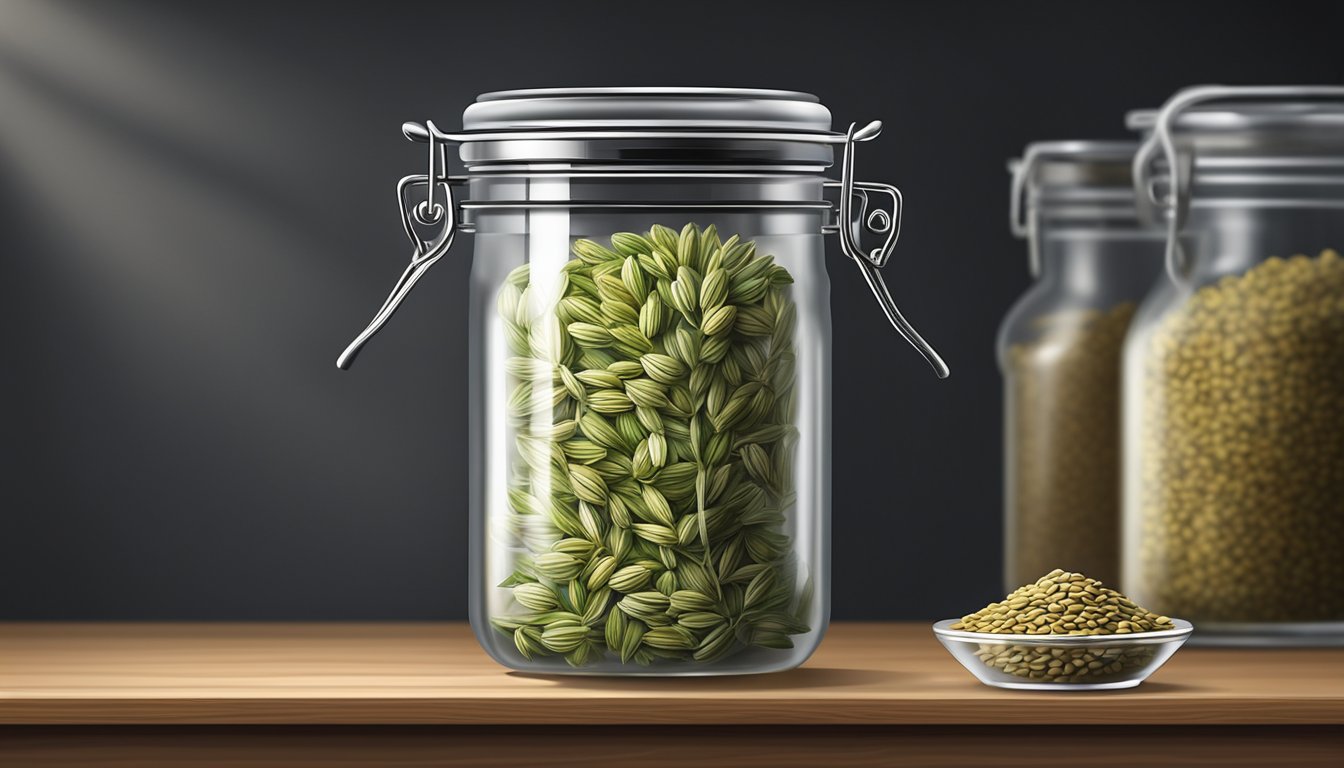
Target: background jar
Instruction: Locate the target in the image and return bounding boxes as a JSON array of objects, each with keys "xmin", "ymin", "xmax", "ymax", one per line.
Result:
[
  {"xmin": 1124, "ymin": 87, "xmax": 1344, "ymax": 642},
  {"xmin": 997, "ymin": 142, "xmax": 1165, "ymax": 590},
  {"xmin": 338, "ymin": 88, "xmax": 948, "ymax": 673}
]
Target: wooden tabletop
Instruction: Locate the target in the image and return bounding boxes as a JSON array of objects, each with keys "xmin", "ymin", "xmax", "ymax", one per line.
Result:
[{"xmin": 1, "ymin": 622, "xmax": 1341, "ymax": 726}]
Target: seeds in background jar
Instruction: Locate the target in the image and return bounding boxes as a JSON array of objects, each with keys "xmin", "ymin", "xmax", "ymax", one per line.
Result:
[
  {"xmin": 491, "ymin": 224, "xmax": 810, "ymax": 667},
  {"xmin": 1005, "ymin": 303, "xmax": 1136, "ymax": 586},
  {"xmin": 1133, "ymin": 250, "xmax": 1344, "ymax": 623}
]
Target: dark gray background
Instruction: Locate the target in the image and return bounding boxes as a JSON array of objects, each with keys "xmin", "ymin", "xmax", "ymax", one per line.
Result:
[{"xmin": 3, "ymin": 0, "xmax": 1342, "ymax": 620}]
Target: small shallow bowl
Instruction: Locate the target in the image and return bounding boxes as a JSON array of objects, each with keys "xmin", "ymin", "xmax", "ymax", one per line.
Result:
[{"xmin": 932, "ymin": 619, "xmax": 1193, "ymax": 691}]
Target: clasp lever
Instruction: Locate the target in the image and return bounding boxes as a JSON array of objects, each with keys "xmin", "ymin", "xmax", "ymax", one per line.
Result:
[
  {"xmin": 831, "ymin": 122, "xmax": 950, "ymax": 379},
  {"xmin": 337, "ymin": 121, "xmax": 461, "ymax": 370}
]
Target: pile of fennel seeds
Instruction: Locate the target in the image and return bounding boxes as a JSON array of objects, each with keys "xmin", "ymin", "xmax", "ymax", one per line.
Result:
[
  {"xmin": 490, "ymin": 223, "xmax": 810, "ymax": 667},
  {"xmin": 953, "ymin": 570, "xmax": 1174, "ymax": 683}
]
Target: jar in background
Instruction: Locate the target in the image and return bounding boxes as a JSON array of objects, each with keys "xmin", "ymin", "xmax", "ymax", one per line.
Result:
[
  {"xmin": 998, "ymin": 142, "xmax": 1164, "ymax": 589},
  {"xmin": 1125, "ymin": 86, "xmax": 1344, "ymax": 643},
  {"xmin": 337, "ymin": 88, "xmax": 948, "ymax": 673}
]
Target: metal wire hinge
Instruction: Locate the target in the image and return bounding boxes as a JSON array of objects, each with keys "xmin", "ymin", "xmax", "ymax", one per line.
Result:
[
  {"xmin": 1133, "ymin": 85, "xmax": 1344, "ymax": 286},
  {"xmin": 337, "ymin": 121, "xmax": 463, "ymax": 370},
  {"xmin": 829, "ymin": 122, "xmax": 949, "ymax": 378},
  {"xmin": 338, "ymin": 119, "xmax": 949, "ymax": 378}
]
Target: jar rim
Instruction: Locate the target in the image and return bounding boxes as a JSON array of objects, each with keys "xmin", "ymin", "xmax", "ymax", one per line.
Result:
[
  {"xmin": 1010, "ymin": 140, "xmax": 1143, "ymax": 240},
  {"xmin": 476, "ymin": 86, "xmax": 821, "ymax": 103},
  {"xmin": 1009, "ymin": 141, "xmax": 1139, "ymax": 190},
  {"xmin": 461, "ymin": 87, "xmax": 832, "ymax": 134},
  {"xmin": 1130, "ymin": 101, "xmax": 1344, "ymax": 133}
]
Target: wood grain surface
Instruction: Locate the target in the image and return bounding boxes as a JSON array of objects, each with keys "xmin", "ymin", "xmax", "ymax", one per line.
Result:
[
  {"xmin": 1, "ymin": 622, "xmax": 1341, "ymax": 726},
  {"xmin": 1, "ymin": 725, "xmax": 1341, "ymax": 768}
]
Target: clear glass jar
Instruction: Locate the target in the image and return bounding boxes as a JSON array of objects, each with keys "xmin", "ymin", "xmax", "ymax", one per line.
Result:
[
  {"xmin": 998, "ymin": 143, "xmax": 1165, "ymax": 589},
  {"xmin": 337, "ymin": 88, "xmax": 948, "ymax": 673},
  {"xmin": 1124, "ymin": 86, "xmax": 1344, "ymax": 643}
]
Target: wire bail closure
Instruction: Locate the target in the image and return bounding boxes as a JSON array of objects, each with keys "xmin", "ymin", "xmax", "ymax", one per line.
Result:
[
  {"xmin": 335, "ymin": 121, "xmax": 460, "ymax": 370},
  {"xmin": 413, "ymin": 125, "xmax": 446, "ymax": 226},
  {"xmin": 831, "ymin": 122, "xmax": 949, "ymax": 378},
  {"xmin": 1008, "ymin": 148, "xmax": 1043, "ymax": 279},
  {"xmin": 1133, "ymin": 85, "xmax": 1344, "ymax": 286},
  {"xmin": 337, "ymin": 118, "xmax": 948, "ymax": 378},
  {"xmin": 1007, "ymin": 144, "xmax": 1069, "ymax": 280}
]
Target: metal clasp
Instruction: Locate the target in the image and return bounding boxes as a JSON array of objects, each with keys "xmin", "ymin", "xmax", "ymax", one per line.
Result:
[
  {"xmin": 1010, "ymin": 141, "xmax": 1143, "ymax": 280},
  {"xmin": 337, "ymin": 121, "xmax": 464, "ymax": 369},
  {"xmin": 1133, "ymin": 85, "xmax": 1344, "ymax": 285},
  {"xmin": 827, "ymin": 122, "xmax": 949, "ymax": 379},
  {"xmin": 1008, "ymin": 147, "xmax": 1046, "ymax": 278},
  {"xmin": 340, "ymin": 118, "xmax": 948, "ymax": 378}
]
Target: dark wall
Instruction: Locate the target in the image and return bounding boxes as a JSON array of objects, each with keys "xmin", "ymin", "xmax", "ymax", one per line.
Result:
[{"xmin": 3, "ymin": 0, "xmax": 1342, "ymax": 620}]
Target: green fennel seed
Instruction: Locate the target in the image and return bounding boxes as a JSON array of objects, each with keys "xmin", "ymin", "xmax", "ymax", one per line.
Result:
[{"xmin": 491, "ymin": 223, "xmax": 810, "ymax": 667}]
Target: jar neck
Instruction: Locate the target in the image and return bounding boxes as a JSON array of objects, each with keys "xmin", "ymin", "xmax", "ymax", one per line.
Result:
[
  {"xmin": 466, "ymin": 173, "xmax": 825, "ymax": 204},
  {"xmin": 1180, "ymin": 205, "xmax": 1344, "ymax": 281},
  {"xmin": 1035, "ymin": 231, "xmax": 1166, "ymax": 299}
]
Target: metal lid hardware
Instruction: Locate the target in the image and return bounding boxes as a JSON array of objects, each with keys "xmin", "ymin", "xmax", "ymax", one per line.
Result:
[
  {"xmin": 1009, "ymin": 141, "xmax": 1143, "ymax": 277},
  {"xmin": 338, "ymin": 89, "xmax": 947, "ymax": 377},
  {"xmin": 832, "ymin": 122, "xmax": 948, "ymax": 377},
  {"xmin": 1133, "ymin": 85, "xmax": 1344, "ymax": 283}
]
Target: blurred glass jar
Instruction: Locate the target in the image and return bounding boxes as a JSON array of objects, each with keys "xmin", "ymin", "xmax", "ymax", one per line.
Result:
[
  {"xmin": 997, "ymin": 142, "xmax": 1165, "ymax": 590},
  {"xmin": 1123, "ymin": 86, "xmax": 1344, "ymax": 643},
  {"xmin": 337, "ymin": 88, "xmax": 948, "ymax": 673}
]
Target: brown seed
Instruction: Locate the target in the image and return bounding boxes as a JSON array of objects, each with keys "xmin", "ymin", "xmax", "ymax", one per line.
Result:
[
  {"xmin": 1131, "ymin": 251, "xmax": 1344, "ymax": 623},
  {"xmin": 955, "ymin": 570, "xmax": 1170, "ymax": 683},
  {"xmin": 1004, "ymin": 304, "xmax": 1137, "ymax": 586}
]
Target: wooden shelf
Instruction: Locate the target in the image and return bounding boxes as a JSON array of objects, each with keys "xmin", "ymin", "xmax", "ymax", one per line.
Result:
[
  {"xmin": 2, "ymin": 622, "xmax": 1341, "ymax": 766},
  {"xmin": 2, "ymin": 622, "xmax": 1342, "ymax": 725}
]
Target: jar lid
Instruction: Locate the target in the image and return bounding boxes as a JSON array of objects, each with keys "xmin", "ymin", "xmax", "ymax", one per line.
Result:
[
  {"xmin": 463, "ymin": 87, "xmax": 831, "ymax": 131},
  {"xmin": 1135, "ymin": 101, "xmax": 1344, "ymax": 157},
  {"xmin": 337, "ymin": 88, "xmax": 950, "ymax": 378},
  {"xmin": 1009, "ymin": 141, "xmax": 1142, "ymax": 237},
  {"xmin": 1134, "ymin": 86, "xmax": 1344, "ymax": 229},
  {"xmin": 432, "ymin": 87, "xmax": 842, "ymax": 167}
]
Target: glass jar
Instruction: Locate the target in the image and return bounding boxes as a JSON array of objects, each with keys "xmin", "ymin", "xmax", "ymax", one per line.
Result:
[
  {"xmin": 337, "ymin": 88, "xmax": 948, "ymax": 673},
  {"xmin": 998, "ymin": 142, "xmax": 1165, "ymax": 589},
  {"xmin": 1124, "ymin": 86, "xmax": 1344, "ymax": 643}
]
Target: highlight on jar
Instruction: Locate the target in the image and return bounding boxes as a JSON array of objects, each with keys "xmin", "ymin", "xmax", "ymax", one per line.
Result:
[{"xmin": 337, "ymin": 87, "xmax": 950, "ymax": 674}]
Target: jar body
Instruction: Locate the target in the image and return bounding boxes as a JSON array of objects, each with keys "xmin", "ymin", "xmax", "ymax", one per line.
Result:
[
  {"xmin": 1123, "ymin": 205, "xmax": 1344, "ymax": 638},
  {"xmin": 467, "ymin": 184, "xmax": 831, "ymax": 673},
  {"xmin": 998, "ymin": 229, "xmax": 1164, "ymax": 589}
]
